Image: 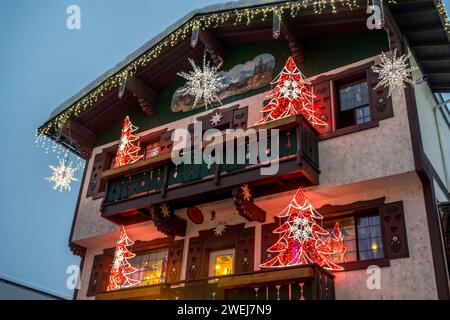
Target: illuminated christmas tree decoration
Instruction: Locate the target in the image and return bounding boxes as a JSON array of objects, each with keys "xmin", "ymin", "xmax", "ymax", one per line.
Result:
[
  {"xmin": 260, "ymin": 189, "xmax": 346, "ymax": 271},
  {"xmin": 214, "ymin": 222, "xmax": 227, "ymax": 236},
  {"xmin": 255, "ymin": 57, "xmax": 327, "ymax": 127},
  {"xmin": 371, "ymin": 49, "xmax": 418, "ymax": 97},
  {"xmin": 46, "ymin": 158, "xmax": 78, "ymax": 192},
  {"xmin": 107, "ymin": 226, "xmax": 140, "ymax": 291},
  {"xmin": 177, "ymin": 53, "xmax": 224, "ymax": 109},
  {"xmin": 113, "ymin": 116, "xmax": 143, "ymax": 168}
]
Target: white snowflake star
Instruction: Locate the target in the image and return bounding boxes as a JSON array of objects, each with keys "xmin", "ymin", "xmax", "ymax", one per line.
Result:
[
  {"xmin": 210, "ymin": 112, "xmax": 223, "ymax": 126},
  {"xmin": 177, "ymin": 53, "xmax": 224, "ymax": 109},
  {"xmin": 46, "ymin": 160, "xmax": 78, "ymax": 192},
  {"xmin": 280, "ymin": 78, "xmax": 301, "ymax": 100},
  {"xmin": 160, "ymin": 203, "xmax": 171, "ymax": 218},
  {"xmin": 214, "ymin": 222, "xmax": 227, "ymax": 236},
  {"xmin": 241, "ymin": 184, "xmax": 252, "ymax": 201},
  {"xmin": 372, "ymin": 49, "xmax": 418, "ymax": 97}
]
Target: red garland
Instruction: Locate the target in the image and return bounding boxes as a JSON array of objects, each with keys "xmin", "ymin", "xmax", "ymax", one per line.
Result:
[
  {"xmin": 113, "ymin": 116, "xmax": 143, "ymax": 168},
  {"xmin": 107, "ymin": 226, "xmax": 140, "ymax": 291},
  {"xmin": 260, "ymin": 189, "xmax": 346, "ymax": 271},
  {"xmin": 256, "ymin": 56, "xmax": 327, "ymax": 127}
]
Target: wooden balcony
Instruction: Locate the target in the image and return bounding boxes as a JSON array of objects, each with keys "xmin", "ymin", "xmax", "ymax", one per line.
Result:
[
  {"xmin": 100, "ymin": 115, "xmax": 320, "ymax": 226},
  {"xmin": 95, "ymin": 264, "xmax": 334, "ymax": 300}
]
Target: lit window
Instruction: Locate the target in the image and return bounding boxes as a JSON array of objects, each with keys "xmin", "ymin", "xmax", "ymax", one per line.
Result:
[{"xmin": 128, "ymin": 248, "xmax": 168, "ymax": 286}]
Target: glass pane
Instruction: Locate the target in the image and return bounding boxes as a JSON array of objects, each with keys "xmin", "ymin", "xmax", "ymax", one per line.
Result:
[
  {"xmin": 214, "ymin": 254, "xmax": 233, "ymax": 276},
  {"xmin": 357, "ymin": 213, "xmax": 384, "ymax": 261}
]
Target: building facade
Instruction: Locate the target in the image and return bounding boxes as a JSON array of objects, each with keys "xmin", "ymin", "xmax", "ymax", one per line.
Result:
[{"xmin": 38, "ymin": 0, "xmax": 450, "ymax": 300}]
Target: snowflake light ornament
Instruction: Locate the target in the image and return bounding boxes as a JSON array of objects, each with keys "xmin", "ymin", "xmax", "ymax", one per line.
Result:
[
  {"xmin": 46, "ymin": 159, "xmax": 78, "ymax": 192},
  {"xmin": 372, "ymin": 49, "xmax": 418, "ymax": 97},
  {"xmin": 177, "ymin": 53, "xmax": 224, "ymax": 109}
]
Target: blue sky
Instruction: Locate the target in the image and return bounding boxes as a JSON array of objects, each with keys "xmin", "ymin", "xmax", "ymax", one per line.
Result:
[{"xmin": 0, "ymin": 0, "xmax": 449, "ymax": 299}]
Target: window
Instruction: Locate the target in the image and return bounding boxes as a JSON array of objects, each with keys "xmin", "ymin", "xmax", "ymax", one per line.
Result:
[
  {"xmin": 323, "ymin": 207, "xmax": 384, "ymax": 263},
  {"xmin": 209, "ymin": 249, "xmax": 235, "ymax": 277},
  {"xmin": 336, "ymin": 79, "xmax": 371, "ymax": 129},
  {"xmin": 128, "ymin": 248, "xmax": 168, "ymax": 286}
]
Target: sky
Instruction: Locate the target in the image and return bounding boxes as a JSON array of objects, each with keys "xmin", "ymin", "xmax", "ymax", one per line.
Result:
[{"xmin": 0, "ymin": 0, "xmax": 449, "ymax": 300}]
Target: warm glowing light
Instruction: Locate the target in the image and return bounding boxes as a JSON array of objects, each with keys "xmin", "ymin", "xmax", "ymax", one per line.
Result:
[
  {"xmin": 215, "ymin": 264, "xmax": 220, "ymax": 270},
  {"xmin": 371, "ymin": 243, "xmax": 378, "ymax": 251}
]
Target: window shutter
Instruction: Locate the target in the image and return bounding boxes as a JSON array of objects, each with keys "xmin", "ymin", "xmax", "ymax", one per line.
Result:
[
  {"xmin": 368, "ymin": 68, "xmax": 393, "ymax": 121},
  {"xmin": 311, "ymin": 80, "xmax": 332, "ymax": 134},
  {"xmin": 235, "ymin": 227, "xmax": 255, "ymax": 274},
  {"xmin": 87, "ymin": 254, "xmax": 103, "ymax": 297},
  {"xmin": 381, "ymin": 201, "xmax": 409, "ymax": 259},
  {"xmin": 166, "ymin": 239, "xmax": 184, "ymax": 283},
  {"xmin": 186, "ymin": 237, "xmax": 203, "ymax": 281},
  {"xmin": 86, "ymin": 153, "xmax": 104, "ymax": 197}
]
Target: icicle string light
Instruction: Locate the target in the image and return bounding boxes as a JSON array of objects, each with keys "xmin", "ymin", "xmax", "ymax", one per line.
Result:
[{"xmin": 37, "ymin": 0, "xmax": 446, "ymax": 139}]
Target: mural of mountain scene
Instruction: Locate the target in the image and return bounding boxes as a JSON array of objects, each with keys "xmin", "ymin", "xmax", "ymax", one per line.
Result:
[{"xmin": 171, "ymin": 53, "xmax": 276, "ymax": 112}]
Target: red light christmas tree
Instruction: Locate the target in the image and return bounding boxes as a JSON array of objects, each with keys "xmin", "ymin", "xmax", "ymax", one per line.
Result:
[
  {"xmin": 107, "ymin": 226, "xmax": 140, "ymax": 291},
  {"xmin": 255, "ymin": 56, "xmax": 327, "ymax": 127},
  {"xmin": 260, "ymin": 189, "xmax": 346, "ymax": 271},
  {"xmin": 113, "ymin": 116, "xmax": 143, "ymax": 168}
]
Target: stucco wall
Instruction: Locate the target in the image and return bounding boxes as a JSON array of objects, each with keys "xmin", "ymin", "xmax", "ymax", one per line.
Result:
[{"xmin": 77, "ymin": 173, "xmax": 437, "ymax": 300}]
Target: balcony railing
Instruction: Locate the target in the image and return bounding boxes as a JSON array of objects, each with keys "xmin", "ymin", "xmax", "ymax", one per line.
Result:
[
  {"xmin": 100, "ymin": 115, "xmax": 320, "ymax": 225},
  {"xmin": 96, "ymin": 264, "xmax": 334, "ymax": 300}
]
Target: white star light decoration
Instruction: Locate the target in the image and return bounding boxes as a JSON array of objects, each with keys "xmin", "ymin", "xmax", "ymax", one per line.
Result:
[
  {"xmin": 241, "ymin": 184, "xmax": 252, "ymax": 201},
  {"xmin": 160, "ymin": 203, "xmax": 171, "ymax": 218},
  {"xmin": 46, "ymin": 160, "xmax": 78, "ymax": 192},
  {"xmin": 210, "ymin": 112, "xmax": 223, "ymax": 126},
  {"xmin": 178, "ymin": 54, "xmax": 224, "ymax": 109},
  {"xmin": 372, "ymin": 49, "xmax": 418, "ymax": 97}
]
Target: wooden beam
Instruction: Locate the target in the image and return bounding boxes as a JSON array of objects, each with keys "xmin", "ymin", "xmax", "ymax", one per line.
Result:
[
  {"xmin": 198, "ymin": 30, "xmax": 224, "ymax": 66},
  {"xmin": 126, "ymin": 76, "xmax": 156, "ymax": 116}
]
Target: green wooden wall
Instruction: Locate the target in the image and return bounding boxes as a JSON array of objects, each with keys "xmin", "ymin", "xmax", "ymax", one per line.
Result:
[{"xmin": 96, "ymin": 31, "xmax": 388, "ymax": 146}]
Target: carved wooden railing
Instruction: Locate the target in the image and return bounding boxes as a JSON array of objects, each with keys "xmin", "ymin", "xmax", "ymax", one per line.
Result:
[{"xmin": 96, "ymin": 264, "xmax": 335, "ymax": 300}]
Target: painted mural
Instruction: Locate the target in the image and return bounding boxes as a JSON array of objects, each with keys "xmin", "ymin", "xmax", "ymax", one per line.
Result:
[{"xmin": 171, "ymin": 53, "xmax": 276, "ymax": 112}]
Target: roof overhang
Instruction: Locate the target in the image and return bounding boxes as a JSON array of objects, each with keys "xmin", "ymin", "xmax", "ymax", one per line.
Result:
[{"xmin": 36, "ymin": 0, "xmax": 450, "ymax": 158}]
